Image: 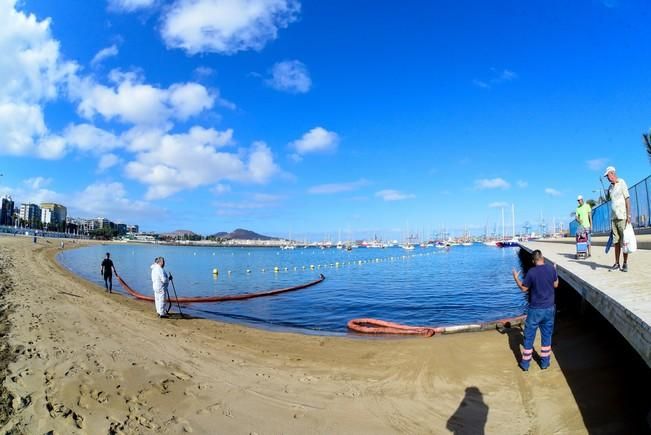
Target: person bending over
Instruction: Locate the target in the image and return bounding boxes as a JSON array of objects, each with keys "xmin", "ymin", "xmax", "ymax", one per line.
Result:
[{"xmin": 512, "ymin": 249, "xmax": 559, "ymax": 371}]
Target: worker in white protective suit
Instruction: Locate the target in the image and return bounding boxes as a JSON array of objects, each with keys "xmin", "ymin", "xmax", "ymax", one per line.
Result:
[{"xmin": 150, "ymin": 257, "xmax": 169, "ymax": 318}]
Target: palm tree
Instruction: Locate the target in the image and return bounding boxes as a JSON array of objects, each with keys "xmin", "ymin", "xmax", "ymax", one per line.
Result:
[{"xmin": 642, "ymin": 132, "xmax": 651, "ymax": 163}]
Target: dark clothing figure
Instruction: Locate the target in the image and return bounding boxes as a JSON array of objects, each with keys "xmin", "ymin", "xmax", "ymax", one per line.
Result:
[
  {"xmin": 522, "ymin": 262, "xmax": 556, "ymax": 309},
  {"xmin": 512, "ymin": 250, "xmax": 559, "ymax": 371},
  {"xmin": 101, "ymin": 254, "xmax": 117, "ymax": 293}
]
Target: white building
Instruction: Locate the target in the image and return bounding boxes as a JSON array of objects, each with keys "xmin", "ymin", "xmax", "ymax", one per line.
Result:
[
  {"xmin": 40, "ymin": 203, "xmax": 67, "ymax": 226},
  {"xmin": 19, "ymin": 203, "xmax": 41, "ymax": 227}
]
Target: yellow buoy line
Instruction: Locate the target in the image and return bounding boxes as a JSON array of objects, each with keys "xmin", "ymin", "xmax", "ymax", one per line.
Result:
[{"xmin": 208, "ymin": 250, "xmax": 446, "ymax": 276}]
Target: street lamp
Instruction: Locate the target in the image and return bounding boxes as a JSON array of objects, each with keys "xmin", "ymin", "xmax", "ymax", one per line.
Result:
[{"xmin": 592, "ymin": 190, "xmax": 604, "ymax": 204}]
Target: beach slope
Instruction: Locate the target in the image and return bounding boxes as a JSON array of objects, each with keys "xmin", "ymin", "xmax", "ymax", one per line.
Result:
[{"xmin": 0, "ymin": 237, "xmax": 637, "ymax": 434}]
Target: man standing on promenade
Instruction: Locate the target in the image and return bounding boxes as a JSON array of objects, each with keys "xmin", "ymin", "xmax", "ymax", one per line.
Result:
[
  {"xmin": 575, "ymin": 195, "xmax": 592, "ymax": 257},
  {"xmin": 604, "ymin": 166, "xmax": 631, "ymax": 272},
  {"xmin": 150, "ymin": 257, "xmax": 169, "ymax": 318},
  {"xmin": 512, "ymin": 249, "xmax": 559, "ymax": 371},
  {"xmin": 100, "ymin": 252, "xmax": 117, "ymax": 293}
]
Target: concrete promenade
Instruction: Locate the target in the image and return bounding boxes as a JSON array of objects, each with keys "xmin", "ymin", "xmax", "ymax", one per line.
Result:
[{"xmin": 520, "ymin": 235, "xmax": 651, "ymax": 367}]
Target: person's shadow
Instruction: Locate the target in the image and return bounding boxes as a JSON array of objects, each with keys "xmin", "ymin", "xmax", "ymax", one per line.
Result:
[
  {"xmin": 497, "ymin": 323, "xmax": 545, "ymax": 366},
  {"xmin": 446, "ymin": 386, "xmax": 489, "ymax": 434},
  {"xmin": 497, "ymin": 323, "xmax": 524, "ymax": 363}
]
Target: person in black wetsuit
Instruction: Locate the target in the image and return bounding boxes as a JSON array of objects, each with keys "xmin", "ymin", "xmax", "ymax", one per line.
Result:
[{"xmin": 101, "ymin": 252, "xmax": 117, "ymax": 293}]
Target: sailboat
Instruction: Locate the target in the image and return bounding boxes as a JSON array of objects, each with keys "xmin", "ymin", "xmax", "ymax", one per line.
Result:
[
  {"xmin": 280, "ymin": 229, "xmax": 296, "ymax": 249},
  {"xmin": 496, "ymin": 204, "xmax": 519, "ymax": 247},
  {"xmin": 461, "ymin": 225, "xmax": 473, "ymax": 246}
]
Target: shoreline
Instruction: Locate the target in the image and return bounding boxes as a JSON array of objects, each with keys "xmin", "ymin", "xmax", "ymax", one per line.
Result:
[{"xmin": 1, "ymin": 236, "xmax": 647, "ymax": 433}]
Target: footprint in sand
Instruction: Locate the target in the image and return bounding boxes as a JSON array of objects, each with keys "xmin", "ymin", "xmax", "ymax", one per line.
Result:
[
  {"xmin": 171, "ymin": 371, "xmax": 192, "ymax": 381},
  {"xmin": 196, "ymin": 401, "xmax": 229, "ymax": 416},
  {"xmin": 45, "ymin": 399, "xmax": 85, "ymax": 429},
  {"xmin": 299, "ymin": 375, "xmax": 319, "ymax": 383}
]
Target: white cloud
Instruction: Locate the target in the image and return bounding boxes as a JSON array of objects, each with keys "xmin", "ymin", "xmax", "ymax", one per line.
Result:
[
  {"xmin": 215, "ymin": 192, "xmax": 283, "ymax": 216},
  {"xmin": 246, "ymin": 141, "xmax": 280, "ymax": 183},
  {"xmin": 308, "ymin": 179, "xmax": 368, "ymax": 194},
  {"xmin": 0, "ymin": 0, "xmax": 78, "ymax": 158},
  {"xmin": 489, "ymin": 201, "xmax": 509, "ymax": 208},
  {"xmin": 74, "ymin": 72, "xmax": 215, "ymax": 126},
  {"xmin": 194, "ymin": 66, "xmax": 215, "ymax": 77},
  {"xmin": 91, "ymin": 44, "xmax": 119, "ymax": 66},
  {"xmin": 266, "ymin": 60, "xmax": 311, "ymax": 93},
  {"xmin": 161, "ymin": 0, "xmax": 300, "ymax": 55},
  {"xmin": 0, "ymin": 102, "xmax": 45, "ymax": 155},
  {"xmin": 64, "ymin": 123, "xmax": 122, "ymax": 153},
  {"xmin": 289, "ymin": 126, "xmax": 339, "ymax": 157},
  {"xmin": 97, "ymin": 153, "xmax": 122, "ymax": 172},
  {"xmin": 168, "ymin": 82, "xmax": 216, "ymax": 120},
  {"xmin": 473, "ymin": 68, "xmax": 517, "ymax": 89},
  {"xmin": 71, "ymin": 182, "xmax": 156, "ymax": 220},
  {"xmin": 500, "ymin": 69, "xmax": 517, "ymax": 81},
  {"xmin": 516, "ymin": 180, "xmax": 528, "ymax": 188},
  {"xmin": 107, "ymin": 0, "xmax": 157, "ymax": 12},
  {"xmin": 586, "ymin": 157, "xmax": 608, "ymax": 171},
  {"xmin": 6, "ymin": 176, "xmax": 64, "ymax": 205},
  {"xmin": 475, "ymin": 177, "xmax": 510, "ymax": 190},
  {"xmin": 123, "ymin": 127, "xmax": 279, "ymax": 199},
  {"xmin": 24, "ymin": 176, "xmax": 52, "ymax": 190},
  {"xmin": 544, "ymin": 187, "xmax": 562, "ymax": 197},
  {"xmin": 211, "ymin": 183, "xmax": 231, "ymax": 195},
  {"xmin": 375, "ymin": 189, "xmax": 415, "ymax": 201}
]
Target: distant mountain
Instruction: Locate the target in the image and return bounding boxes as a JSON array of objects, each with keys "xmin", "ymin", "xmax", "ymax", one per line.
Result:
[{"xmin": 209, "ymin": 228, "xmax": 278, "ymax": 241}]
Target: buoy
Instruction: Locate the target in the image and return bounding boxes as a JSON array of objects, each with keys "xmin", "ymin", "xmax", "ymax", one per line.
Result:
[
  {"xmin": 246, "ymin": 269, "xmax": 251, "ymax": 273},
  {"xmin": 212, "ymin": 268, "xmax": 219, "ymax": 275},
  {"xmin": 310, "ymin": 265, "xmax": 315, "ymax": 269},
  {"xmin": 274, "ymin": 266, "xmax": 280, "ymax": 272}
]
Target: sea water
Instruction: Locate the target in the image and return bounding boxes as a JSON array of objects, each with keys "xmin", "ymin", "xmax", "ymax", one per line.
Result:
[{"xmin": 58, "ymin": 244, "xmax": 527, "ymax": 335}]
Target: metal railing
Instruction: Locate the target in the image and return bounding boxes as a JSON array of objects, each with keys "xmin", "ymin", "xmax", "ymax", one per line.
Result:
[{"xmin": 570, "ymin": 174, "xmax": 650, "ymax": 235}]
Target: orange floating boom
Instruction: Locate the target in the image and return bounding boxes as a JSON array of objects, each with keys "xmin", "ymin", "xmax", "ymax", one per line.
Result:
[
  {"xmin": 347, "ymin": 315, "xmax": 526, "ymax": 337},
  {"xmin": 115, "ymin": 272, "xmax": 325, "ymax": 303}
]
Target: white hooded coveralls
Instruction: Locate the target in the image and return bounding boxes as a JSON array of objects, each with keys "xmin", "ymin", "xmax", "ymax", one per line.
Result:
[{"xmin": 150, "ymin": 263, "xmax": 169, "ymax": 316}]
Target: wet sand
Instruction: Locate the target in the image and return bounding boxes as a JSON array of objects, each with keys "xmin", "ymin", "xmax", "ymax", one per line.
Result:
[{"xmin": 0, "ymin": 236, "xmax": 647, "ymax": 434}]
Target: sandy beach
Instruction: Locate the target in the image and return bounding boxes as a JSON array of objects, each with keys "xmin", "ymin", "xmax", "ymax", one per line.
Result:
[{"xmin": 0, "ymin": 236, "xmax": 647, "ymax": 434}]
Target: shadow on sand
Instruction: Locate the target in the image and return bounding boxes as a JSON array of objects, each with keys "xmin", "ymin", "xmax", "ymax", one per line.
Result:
[
  {"xmin": 446, "ymin": 386, "xmax": 488, "ymax": 435},
  {"xmin": 497, "ymin": 323, "xmax": 524, "ymax": 364}
]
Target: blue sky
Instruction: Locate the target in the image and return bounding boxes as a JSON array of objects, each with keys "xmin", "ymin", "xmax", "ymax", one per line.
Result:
[{"xmin": 1, "ymin": 0, "xmax": 650, "ymax": 239}]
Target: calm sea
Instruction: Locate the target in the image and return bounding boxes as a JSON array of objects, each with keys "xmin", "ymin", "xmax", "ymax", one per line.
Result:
[{"xmin": 58, "ymin": 243, "xmax": 527, "ymax": 335}]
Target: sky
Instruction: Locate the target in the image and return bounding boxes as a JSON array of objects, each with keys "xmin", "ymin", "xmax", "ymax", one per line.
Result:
[{"xmin": 1, "ymin": 0, "xmax": 650, "ymax": 240}]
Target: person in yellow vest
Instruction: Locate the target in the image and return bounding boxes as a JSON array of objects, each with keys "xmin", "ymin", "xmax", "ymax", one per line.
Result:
[{"xmin": 575, "ymin": 195, "xmax": 592, "ymax": 257}]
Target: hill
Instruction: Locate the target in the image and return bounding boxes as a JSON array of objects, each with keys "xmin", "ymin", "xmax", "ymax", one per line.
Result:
[{"xmin": 209, "ymin": 228, "xmax": 278, "ymax": 241}]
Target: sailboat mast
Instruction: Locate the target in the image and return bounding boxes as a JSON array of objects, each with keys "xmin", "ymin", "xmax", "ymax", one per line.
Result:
[
  {"xmin": 501, "ymin": 207, "xmax": 505, "ymax": 240},
  {"xmin": 511, "ymin": 203, "xmax": 515, "ymax": 239}
]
